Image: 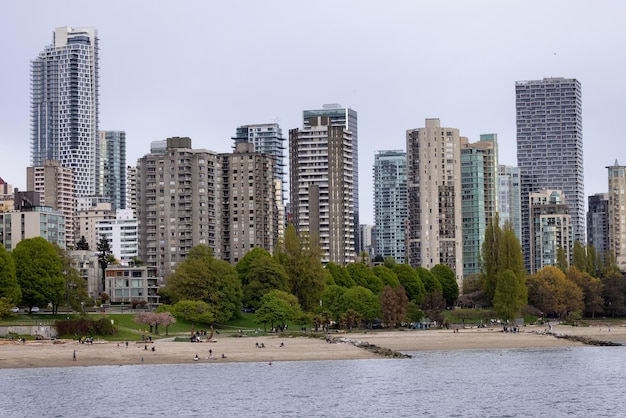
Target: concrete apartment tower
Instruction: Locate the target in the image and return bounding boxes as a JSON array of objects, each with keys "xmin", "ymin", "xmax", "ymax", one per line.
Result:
[
  {"xmin": 406, "ymin": 119, "xmax": 464, "ymax": 287},
  {"xmin": 529, "ymin": 190, "xmax": 572, "ymax": 273},
  {"xmin": 373, "ymin": 150, "xmax": 407, "ymax": 264},
  {"xmin": 498, "ymin": 165, "xmax": 522, "ymax": 241},
  {"xmin": 27, "ymin": 160, "xmax": 75, "ymax": 245},
  {"xmin": 98, "ymin": 131, "xmax": 127, "ymax": 211},
  {"xmin": 607, "ymin": 161, "xmax": 626, "ymax": 270},
  {"xmin": 232, "ymin": 123, "xmax": 286, "ymax": 239},
  {"xmin": 289, "ymin": 115, "xmax": 355, "ymax": 264},
  {"xmin": 460, "ymin": 134, "xmax": 499, "ymax": 277},
  {"xmin": 516, "ymin": 78, "xmax": 584, "ymax": 271},
  {"xmin": 302, "ymin": 105, "xmax": 359, "ymax": 255},
  {"xmin": 220, "ymin": 142, "xmax": 278, "ymax": 264},
  {"xmin": 31, "ymin": 27, "xmax": 99, "ymax": 199},
  {"xmin": 137, "ymin": 137, "xmax": 222, "ymax": 277}
]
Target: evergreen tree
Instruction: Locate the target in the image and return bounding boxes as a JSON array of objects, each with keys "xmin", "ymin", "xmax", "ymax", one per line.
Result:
[
  {"xmin": 96, "ymin": 235, "xmax": 113, "ymax": 293},
  {"xmin": 572, "ymin": 240, "xmax": 587, "ymax": 273},
  {"xmin": 493, "ymin": 270, "xmax": 527, "ymax": 321},
  {"xmin": 556, "ymin": 247, "xmax": 568, "ymax": 272},
  {"xmin": 76, "ymin": 236, "xmax": 90, "ymax": 251}
]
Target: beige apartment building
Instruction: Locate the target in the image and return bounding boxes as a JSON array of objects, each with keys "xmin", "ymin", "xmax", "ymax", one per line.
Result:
[
  {"xmin": 136, "ymin": 137, "xmax": 222, "ymax": 278},
  {"xmin": 220, "ymin": 142, "xmax": 278, "ymax": 264},
  {"xmin": 406, "ymin": 118, "xmax": 464, "ymax": 284},
  {"xmin": 27, "ymin": 160, "xmax": 75, "ymax": 246}
]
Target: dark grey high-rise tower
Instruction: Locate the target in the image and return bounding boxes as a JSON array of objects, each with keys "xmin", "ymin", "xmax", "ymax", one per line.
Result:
[
  {"xmin": 31, "ymin": 27, "xmax": 99, "ymax": 198},
  {"xmin": 516, "ymin": 78, "xmax": 584, "ymax": 272}
]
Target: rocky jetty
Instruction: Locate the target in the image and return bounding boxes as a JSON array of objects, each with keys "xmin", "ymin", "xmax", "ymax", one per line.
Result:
[
  {"xmin": 552, "ymin": 333, "xmax": 622, "ymax": 347},
  {"xmin": 334, "ymin": 337, "xmax": 412, "ymax": 358}
]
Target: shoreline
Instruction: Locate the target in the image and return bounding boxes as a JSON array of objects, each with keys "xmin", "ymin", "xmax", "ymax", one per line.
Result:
[{"xmin": 1, "ymin": 324, "xmax": 624, "ymax": 369}]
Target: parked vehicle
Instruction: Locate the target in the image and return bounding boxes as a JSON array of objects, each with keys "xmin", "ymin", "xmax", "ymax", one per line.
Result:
[
  {"xmin": 11, "ymin": 307, "xmax": 19, "ymax": 313},
  {"xmin": 30, "ymin": 307, "xmax": 40, "ymax": 313}
]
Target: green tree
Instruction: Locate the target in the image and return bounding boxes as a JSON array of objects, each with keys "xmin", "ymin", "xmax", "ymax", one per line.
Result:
[
  {"xmin": 405, "ymin": 301, "xmax": 423, "ymax": 324},
  {"xmin": 347, "ymin": 262, "xmax": 384, "ymax": 294},
  {"xmin": 416, "ymin": 267, "xmax": 441, "ymax": 294},
  {"xmin": 325, "ymin": 262, "xmax": 356, "ymax": 288},
  {"xmin": 55, "ymin": 244, "xmax": 89, "ymax": 314},
  {"xmin": 383, "ymin": 256, "xmax": 397, "ymax": 269},
  {"xmin": 96, "ymin": 235, "xmax": 113, "ymax": 293},
  {"xmin": 431, "ymin": 264, "xmax": 459, "ymax": 307},
  {"xmin": 493, "ymin": 270, "xmax": 527, "ymax": 321},
  {"xmin": 0, "ymin": 297, "xmax": 15, "ymax": 319},
  {"xmin": 163, "ymin": 244, "xmax": 242, "ymax": 323},
  {"xmin": 255, "ymin": 290, "xmax": 301, "ymax": 331},
  {"xmin": 556, "ymin": 247, "xmax": 568, "ymax": 272},
  {"xmin": 481, "ymin": 215, "xmax": 502, "ymax": 302},
  {"xmin": 340, "ymin": 286, "xmax": 381, "ymax": 325},
  {"xmin": 572, "ymin": 241, "xmax": 587, "ymax": 273},
  {"xmin": 242, "ymin": 256, "xmax": 289, "ymax": 310},
  {"xmin": 320, "ymin": 285, "xmax": 348, "ymax": 321},
  {"xmin": 601, "ymin": 271, "xmax": 626, "ymax": 317},
  {"xmin": 394, "ymin": 264, "xmax": 425, "ymax": 304},
  {"xmin": 12, "ymin": 237, "xmax": 64, "ymax": 311},
  {"xmin": 482, "ymin": 219, "xmax": 526, "ymax": 305},
  {"xmin": 171, "ymin": 300, "xmax": 215, "ymax": 328},
  {"xmin": 275, "ymin": 224, "xmax": 326, "ymax": 312},
  {"xmin": 0, "ymin": 244, "xmax": 21, "ymax": 304},
  {"xmin": 236, "ymin": 248, "xmax": 272, "ymax": 287},
  {"xmin": 586, "ymin": 245, "xmax": 600, "ymax": 277},
  {"xmin": 462, "ymin": 273, "xmax": 483, "ymax": 294},
  {"xmin": 372, "ymin": 265, "xmax": 400, "ymax": 288}
]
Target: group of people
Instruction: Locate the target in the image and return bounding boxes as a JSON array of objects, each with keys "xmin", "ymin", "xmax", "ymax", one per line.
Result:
[{"xmin": 193, "ymin": 348, "xmax": 227, "ymax": 361}]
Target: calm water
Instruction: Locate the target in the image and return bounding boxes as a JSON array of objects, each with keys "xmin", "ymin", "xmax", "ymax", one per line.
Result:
[{"xmin": 1, "ymin": 346, "xmax": 625, "ymax": 417}]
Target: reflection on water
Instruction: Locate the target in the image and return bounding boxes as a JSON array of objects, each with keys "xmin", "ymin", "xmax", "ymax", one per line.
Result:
[{"xmin": 2, "ymin": 346, "xmax": 625, "ymax": 418}]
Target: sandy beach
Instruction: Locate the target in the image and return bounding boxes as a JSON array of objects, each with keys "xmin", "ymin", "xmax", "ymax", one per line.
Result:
[{"xmin": 1, "ymin": 324, "xmax": 624, "ymax": 369}]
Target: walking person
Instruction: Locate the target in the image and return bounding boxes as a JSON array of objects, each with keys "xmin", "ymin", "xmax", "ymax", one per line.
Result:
[{"xmin": 73, "ymin": 350, "xmax": 77, "ymax": 361}]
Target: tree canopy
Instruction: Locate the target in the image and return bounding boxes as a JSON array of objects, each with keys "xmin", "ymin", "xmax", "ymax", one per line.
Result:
[
  {"xmin": 0, "ymin": 244, "xmax": 20, "ymax": 304},
  {"xmin": 12, "ymin": 237, "xmax": 63, "ymax": 310},
  {"xmin": 163, "ymin": 244, "xmax": 242, "ymax": 323},
  {"xmin": 274, "ymin": 224, "xmax": 326, "ymax": 311},
  {"xmin": 431, "ymin": 264, "xmax": 459, "ymax": 306}
]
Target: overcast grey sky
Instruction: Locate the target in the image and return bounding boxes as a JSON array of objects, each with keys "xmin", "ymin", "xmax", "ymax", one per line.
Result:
[{"xmin": 1, "ymin": 1, "xmax": 624, "ymax": 225}]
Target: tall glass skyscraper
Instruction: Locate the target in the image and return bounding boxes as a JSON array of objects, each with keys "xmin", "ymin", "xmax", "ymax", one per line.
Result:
[
  {"xmin": 460, "ymin": 134, "xmax": 499, "ymax": 277},
  {"xmin": 516, "ymin": 78, "xmax": 584, "ymax": 272},
  {"xmin": 373, "ymin": 150, "xmax": 407, "ymax": 264},
  {"xmin": 98, "ymin": 131, "xmax": 127, "ymax": 211},
  {"xmin": 31, "ymin": 27, "xmax": 99, "ymax": 198}
]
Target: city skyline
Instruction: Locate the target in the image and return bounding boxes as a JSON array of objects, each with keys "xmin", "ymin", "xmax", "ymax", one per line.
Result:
[{"xmin": 1, "ymin": 1, "xmax": 625, "ymax": 225}]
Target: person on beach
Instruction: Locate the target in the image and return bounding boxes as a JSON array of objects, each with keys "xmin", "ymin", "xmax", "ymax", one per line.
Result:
[
  {"xmin": 73, "ymin": 350, "xmax": 76, "ymax": 361},
  {"xmin": 194, "ymin": 354, "xmax": 200, "ymax": 361}
]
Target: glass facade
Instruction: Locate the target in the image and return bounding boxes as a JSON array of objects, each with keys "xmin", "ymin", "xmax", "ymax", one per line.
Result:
[
  {"xmin": 373, "ymin": 150, "xmax": 406, "ymax": 264},
  {"xmin": 516, "ymin": 78, "xmax": 583, "ymax": 272},
  {"xmin": 31, "ymin": 27, "xmax": 99, "ymax": 198}
]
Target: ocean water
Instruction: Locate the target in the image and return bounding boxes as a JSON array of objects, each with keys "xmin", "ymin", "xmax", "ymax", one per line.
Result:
[{"xmin": 1, "ymin": 346, "xmax": 625, "ymax": 418}]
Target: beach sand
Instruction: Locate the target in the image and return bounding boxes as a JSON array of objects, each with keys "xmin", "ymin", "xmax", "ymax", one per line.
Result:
[{"xmin": 0, "ymin": 324, "xmax": 623, "ymax": 369}]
